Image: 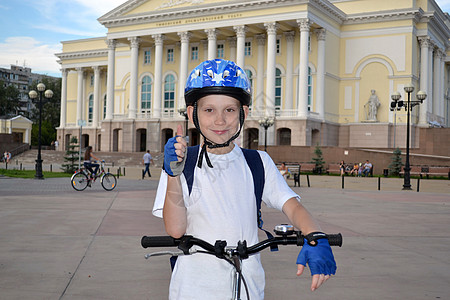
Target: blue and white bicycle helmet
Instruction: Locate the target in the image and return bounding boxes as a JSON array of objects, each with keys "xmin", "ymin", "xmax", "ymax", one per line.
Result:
[
  {"xmin": 185, "ymin": 59, "xmax": 251, "ymax": 106},
  {"xmin": 184, "ymin": 59, "xmax": 252, "ymax": 168}
]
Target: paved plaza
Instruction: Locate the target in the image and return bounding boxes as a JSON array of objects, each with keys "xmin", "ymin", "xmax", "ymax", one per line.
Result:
[{"xmin": 0, "ymin": 173, "xmax": 449, "ymax": 299}]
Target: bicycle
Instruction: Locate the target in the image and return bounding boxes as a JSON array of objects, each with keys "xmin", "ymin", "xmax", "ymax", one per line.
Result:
[
  {"xmin": 142, "ymin": 224, "xmax": 342, "ymax": 300},
  {"xmin": 70, "ymin": 160, "xmax": 117, "ymax": 191}
]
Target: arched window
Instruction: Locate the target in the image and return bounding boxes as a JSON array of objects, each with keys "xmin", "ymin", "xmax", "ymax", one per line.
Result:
[
  {"xmin": 278, "ymin": 128, "xmax": 291, "ymax": 145},
  {"xmin": 88, "ymin": 94, "xmax": 93, "ymax": 123},
  {"xmin": 141, "ymin": 76, "xmax": 152, "ymax": 110},
  {"xmin": 164, "ymin": 74, "xmax": 175, "ymax": 110},
  {"xmin": 275, "ymin": 68, "xmax": 282, "ymax": 112},
  {"xmin": 103, "ymin": 95, "xmax": 107, "ymax": 119}
]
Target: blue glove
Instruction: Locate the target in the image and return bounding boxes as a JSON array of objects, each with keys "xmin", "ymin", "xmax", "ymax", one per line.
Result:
[
  {"xmin": 297, "ymin": 238, "xmax": 337, "ymax": 276},
  {"xmin": 163, "ymin": 136, "xmax": 186, "ymax": 177}
]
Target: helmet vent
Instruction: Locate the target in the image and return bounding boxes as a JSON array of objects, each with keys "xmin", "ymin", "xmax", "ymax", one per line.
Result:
[
  {"xmin": 223, "ymin": 70, "xmax": 230, "ymax": 78},
  {"xmin": 207, "ymin": 70, "xmax": 214, "ymax": 78}
]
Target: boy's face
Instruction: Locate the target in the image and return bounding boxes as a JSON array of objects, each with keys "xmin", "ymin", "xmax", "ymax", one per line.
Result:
[{"xmin": 188, "ymin": 95, "xmax": 249, "ymax": 145}]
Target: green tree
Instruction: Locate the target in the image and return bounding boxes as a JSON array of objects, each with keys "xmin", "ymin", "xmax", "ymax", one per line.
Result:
[
  {"xmin": 311, "ymin": 144, "xmax": 326, "ymax": 174},
  {"xmin": 29, "ymin": 77, "xmax": 61, "ymax": 146},
  {"xmin": 61, "ymin": 136, "xmax": 80, "ymax": 173},
  {"xmin": 388, "ymin": 148, "xmax": 403, "ymax": 176},
  {"xmin": 0, "ymin": 80, "xmax": 21, "ymax": 116}
]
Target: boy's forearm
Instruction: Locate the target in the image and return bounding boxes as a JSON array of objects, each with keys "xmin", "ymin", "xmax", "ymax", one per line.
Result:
[
  {"xmin": 282, "ymin": 198, "xmax": 321, "ymax": 235},
  {"xmin": 163, "ymin": 176, "xmax": 187, "ymax": 238}
]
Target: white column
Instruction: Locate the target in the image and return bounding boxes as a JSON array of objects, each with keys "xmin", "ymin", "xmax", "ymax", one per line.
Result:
[
  {"xmin": 427, "ymin": 43, "xmax": 434, "ymax": 115},
  {"xmin": 284, "ymin": 31, "xmax": 295, "ymax": 110},
  {"xmin": 256, "ymin": 35, "xmax": 266, "ymax": 114},
  {"xmin": 234, "ymin": 25, "xmax": 246, "ymax": 68},
  {"xmin": 228, "ymin": 37, "xmax": 237, "ymax": 62},
  {"xmin": 178, "ymin": 31, "xmax": 191, "ymax": 110},
  {"xmin": 205, "ymin": 29, "xmax": 217, "ymax": 60},
  {"xmin": 440, "ymin": 51, "xmax": 446, "ymax": 117},
  {"xmin": 92, "ymin": 66, "xmax": 100, "ymax": 127},
  {"xmin": 315, "ymin": 28, "xmax": 326, "ymax": 120},
  {"xmin": 105, "ymin": 39, "xmax": 117, "ymax": 120},
  {"xmin": 76, "ymin": 67, "xmax": 84, "ymax": 124},
  {"xmin": 59, "ymin": 69, "xmax": 68, "ymax": 128},
  {"xmin": 297, "ymin": 19, "xmax": 310, "ymax": 118},
  {"xmin": 128, "ymin": 37, "xmax": 141, "ymax": 119},
  {"xmin": 152, "ymin": 34, "xmax": 165, "ymax": 118},
  {"xmin": 418, "ymin": 37, "xmax": 430, "ymax": 125},
  {"xmin": 264, "ymin": 22, "xmax": 277, "ymax": 116},
  {"xmin": 433, "ymin": 48, "xmax": 441, "ymax": 116}
]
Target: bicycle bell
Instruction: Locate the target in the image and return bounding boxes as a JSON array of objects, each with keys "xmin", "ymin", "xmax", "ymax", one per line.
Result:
[{"xmin": 274, "ymin": 224, "xmax": 295, "ymax": 236}]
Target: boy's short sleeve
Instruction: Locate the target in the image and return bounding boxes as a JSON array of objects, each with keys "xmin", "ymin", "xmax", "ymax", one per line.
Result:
[
  {"xmin": 259, "ymin": 151, "xmax": 300, "ymax": 211},
  {"xmin": 152, "ymin": 170, "xmax": 168, "ymax": 218}
]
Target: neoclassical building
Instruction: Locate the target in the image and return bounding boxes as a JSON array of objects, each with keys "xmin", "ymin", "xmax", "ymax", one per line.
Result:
[{"xmin": 56, "ymin": 0, "xmax": 450, "ymax": 152}]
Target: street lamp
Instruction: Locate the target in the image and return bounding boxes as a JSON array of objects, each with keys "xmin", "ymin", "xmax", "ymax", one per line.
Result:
[
  {"xmin": 258, "ymin": 116, "xmax": 274, "ymax": 152},
  {"xmin": 29, "ymin": 83, "xmax": 53, "ymax": 179},
  {"xmin": 390, "ymin": 83, "xmax": 426, "ymax": 190},
  {"xmin": 178, "ymin": 107, "xmax": 189, "ymax": 145}
]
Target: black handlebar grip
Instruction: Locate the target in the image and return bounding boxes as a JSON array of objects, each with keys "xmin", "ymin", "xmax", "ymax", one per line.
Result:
[
  {"xmin": 141, "ymin": 236, "xmax": 178, "ymax": 248},
  {"xmin": 327, "ymin": 233, "xmax": 343, "ymax": 247}
]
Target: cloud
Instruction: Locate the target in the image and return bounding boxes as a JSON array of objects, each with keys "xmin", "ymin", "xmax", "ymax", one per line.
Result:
[
  {"xmin": 0, "ymin": 37, "xmax": 61, "ymax": 76},
  {"xmin": 73, "ymin": 0, "xmax": 126, "ymax": 16}
]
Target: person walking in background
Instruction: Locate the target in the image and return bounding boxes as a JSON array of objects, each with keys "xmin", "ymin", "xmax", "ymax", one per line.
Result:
[{"xmin": 142, "ymin": 150, "xmax": 153, "ymax": 179}]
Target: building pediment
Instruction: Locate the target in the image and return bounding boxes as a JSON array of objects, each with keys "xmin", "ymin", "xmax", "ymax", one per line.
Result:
[{"xmin": 98, "ymin": 0, "xmax": 346, "ymax": 29}]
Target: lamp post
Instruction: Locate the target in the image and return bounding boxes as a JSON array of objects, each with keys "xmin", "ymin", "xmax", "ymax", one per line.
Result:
[
  {"xmin": 178, "ymin": 107, "xmax": 189, "ymax": 145},
  {"xmin": 390, "ymin": 83, "xmax": 426, "ymax": 190},
  {"xmin": 29, "ymin": 83, "xmax": 53, "ymax": 179},
  {"xmin": 258, "ymin": 116, "xmax": 274, "ymax": 152}
]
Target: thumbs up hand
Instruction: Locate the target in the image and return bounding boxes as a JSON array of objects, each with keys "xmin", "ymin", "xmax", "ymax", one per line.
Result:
[{"xmin": 163, "ymin": 125, "xmax": 188, "ymax": 177}]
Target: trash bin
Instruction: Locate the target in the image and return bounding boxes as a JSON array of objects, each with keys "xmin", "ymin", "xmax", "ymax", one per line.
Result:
[{"xmin": 383, "ymin": 169, "xmax": 389, "ymax": 177}]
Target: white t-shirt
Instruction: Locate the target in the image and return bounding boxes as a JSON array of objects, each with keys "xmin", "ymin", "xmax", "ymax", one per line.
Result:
[
  {"xmin": 153, "ymin": 145, "xmax": 300, "ymax": 300},
  {"xmin": 143, "ymin": 152, "xmax": 152, "ymax": 164}
]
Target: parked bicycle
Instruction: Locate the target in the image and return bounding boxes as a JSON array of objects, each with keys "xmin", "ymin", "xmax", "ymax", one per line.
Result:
[
  {"xmin": 142, "ymin": 224, "xmax": 342, "ymax": 300},
  {"xmin": 71, "ymin": 160, "xmax": 117, "ymax": 191}
]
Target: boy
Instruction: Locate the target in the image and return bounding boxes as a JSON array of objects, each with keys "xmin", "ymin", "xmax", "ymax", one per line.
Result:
[{"xmin": 153, "ymin": 59, "xmax": 336, "ymax": 299}]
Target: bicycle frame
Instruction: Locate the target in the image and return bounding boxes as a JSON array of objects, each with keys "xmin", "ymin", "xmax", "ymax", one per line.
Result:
[{"xmin": 142, "ymin": 225, "xmax": 342, "ymax": 300}]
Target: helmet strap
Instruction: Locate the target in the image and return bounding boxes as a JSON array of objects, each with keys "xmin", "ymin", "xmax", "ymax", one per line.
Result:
[{"xmin": 193, "ymin": 102, "xmax": 245, "ymax": 169}]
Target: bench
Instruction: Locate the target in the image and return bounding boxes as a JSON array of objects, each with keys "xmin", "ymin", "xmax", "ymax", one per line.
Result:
[
  {"xmin": 399, "ymin": 166, "xmax": 450, "ymax": 179},
  {"xmin": 276, "ymin": 163, "xmax": 301, "ymax": 186},
  {"xmin": 327, "ymin": 163, "xmax": 352, "ymax": 176}
]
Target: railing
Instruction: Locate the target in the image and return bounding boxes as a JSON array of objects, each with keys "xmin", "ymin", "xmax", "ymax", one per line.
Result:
[{"xmin": 10, "ymin": 143, "xmax": 30, "ymax": 157}]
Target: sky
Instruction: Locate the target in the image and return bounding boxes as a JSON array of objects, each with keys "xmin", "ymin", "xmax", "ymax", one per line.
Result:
[{"xmin": 0, "ymin": 0, "xmax": 449, "ymax": 78}]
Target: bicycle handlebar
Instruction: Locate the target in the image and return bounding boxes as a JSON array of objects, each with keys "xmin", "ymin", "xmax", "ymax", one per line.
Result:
[{"xmin": 141, "ymin": 232, "xmax": 342, "ymax": 258}]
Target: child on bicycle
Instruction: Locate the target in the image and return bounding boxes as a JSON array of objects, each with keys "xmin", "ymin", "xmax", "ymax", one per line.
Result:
[
  {"xmin": 153, "ymin": 59, "xmax": 336, "ymax": 299},
  {"xmin": 84, "ymin": 146, "xmax": 100, "ymax": 179}
]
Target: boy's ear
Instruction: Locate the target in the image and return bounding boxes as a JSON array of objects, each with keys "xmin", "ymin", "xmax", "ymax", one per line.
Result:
[
  {"xmin": 243, "ymin": 105, "xmax": 249, "ymax": 119},
  {"xmin": 187, "ymin": 105, "xmax": 194, "ymax": 123}
]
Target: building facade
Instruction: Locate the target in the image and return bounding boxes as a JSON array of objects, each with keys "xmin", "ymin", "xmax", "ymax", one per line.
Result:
[{"xmin": 55, "ymin": 0, "xmax": 450, "ymax": 153}]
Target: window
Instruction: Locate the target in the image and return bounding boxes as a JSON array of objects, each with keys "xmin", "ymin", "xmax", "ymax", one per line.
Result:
[
  {"xmin": 279, "ymin": 128, "xmax": 291, "ymax": 145},
  {"xmin": 275, "ymin": 68, "xmax": 282, "ymax": 111},
  {"xmin": 103, "ymin": 95, "xmax": 107, "ymax": 119},
  {"xmin": 191, "ymin": 46, "xmax": 198, "ymax": 61},
  {"xmin": 167, "ymin": 48, "xmax": 174, "ymax": 62},
  {"xmin": 245, "ymin": 41, "xmax": 252, "ymax": 56},
  {"xmin": 88, "ymin": 94, "xmax": 93, "ymax": 123},
  {"xmin": 217, "ymin": 44, "xmax": 224, "ymax": 58},
  {"xmin": 308, "ymin": 67, "xmax": 312, "ymax": 111},
  {"xmin": 164, "ymin": 74, "xmax": 175, "ymax": 109},
  {"xmin": 144, "ymin": 49, "xmax": 151, "ymax": 64},
  {"xmin": 141, "ymin": 76, "xmax": 152, "ymax": 110},
  {"xmin": 90, "ymin": 75, "xmax": 94, "ymax": 86},
  {"xmin": 276, "ymin": 38, "xmax": 281, "ymax": 54}
]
